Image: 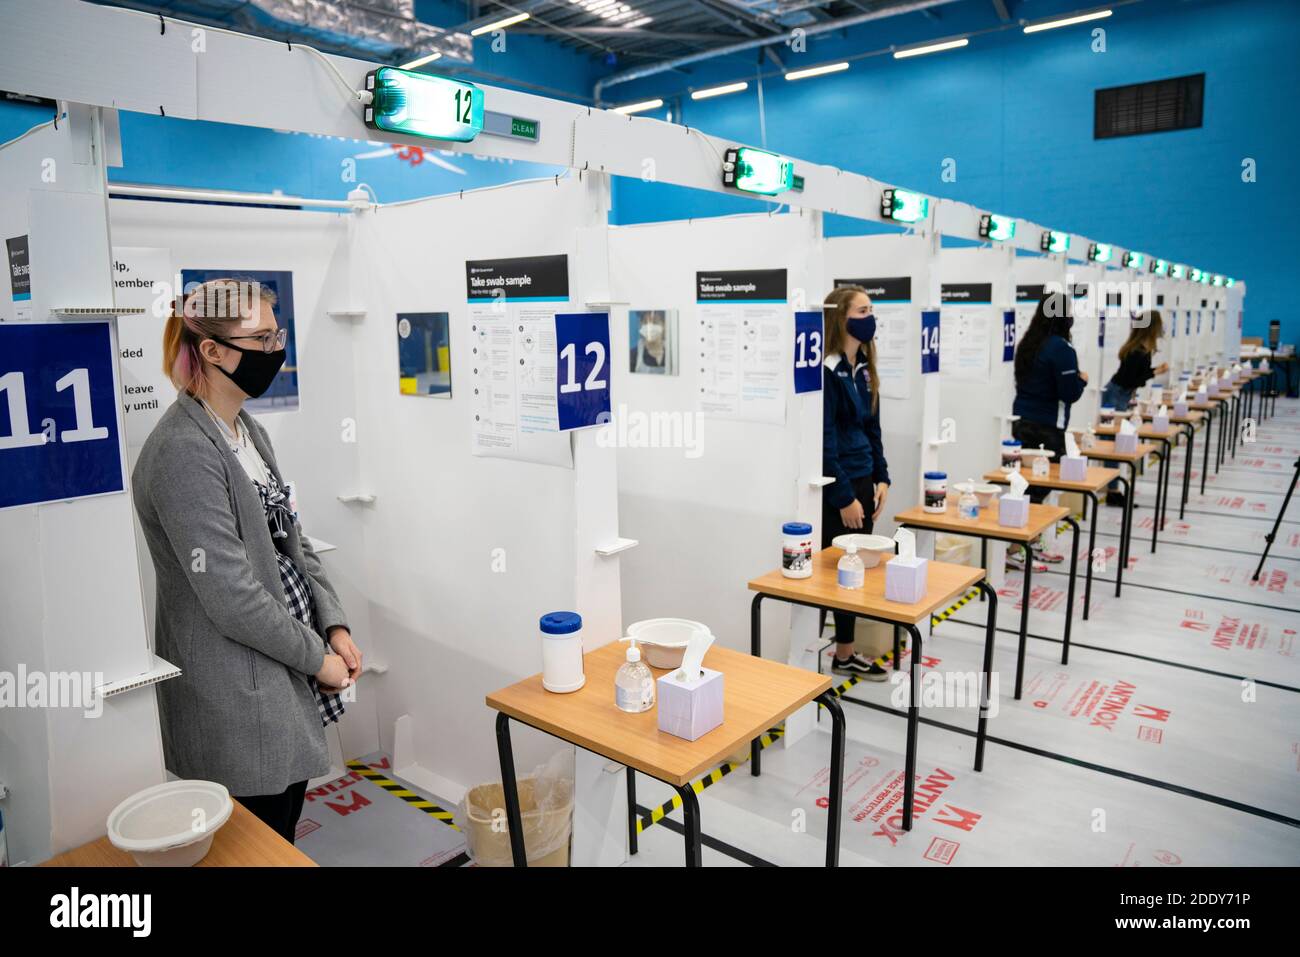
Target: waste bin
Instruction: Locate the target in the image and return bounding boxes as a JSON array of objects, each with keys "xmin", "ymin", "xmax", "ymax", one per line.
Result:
[{"xmin": 462, "ymin": 775, "xmax": 573, "ymax": 867}]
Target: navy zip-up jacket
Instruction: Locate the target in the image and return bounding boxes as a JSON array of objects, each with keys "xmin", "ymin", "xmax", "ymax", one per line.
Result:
[
  {"xmin": 823, "ymin": 351, "xmax": 891, "ymax": 510},
  {"xmin": 1013, "ymin": 334, "xmax": 1087, "ymax": 429}
]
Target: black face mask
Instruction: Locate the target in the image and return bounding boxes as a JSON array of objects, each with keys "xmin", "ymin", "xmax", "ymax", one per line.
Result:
[{"xmin": 212, "ymin": 337, "xmax": 287, "ymax": 398}]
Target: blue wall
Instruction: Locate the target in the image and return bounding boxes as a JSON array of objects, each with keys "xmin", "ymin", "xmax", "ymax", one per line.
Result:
[
  {"xmin": 610, "ymin": 0, "xmax": 1299, "ymax": 344},
  {"xmin": 2, "ymin": 0, "xmax": 1294, "ymax": 342}
]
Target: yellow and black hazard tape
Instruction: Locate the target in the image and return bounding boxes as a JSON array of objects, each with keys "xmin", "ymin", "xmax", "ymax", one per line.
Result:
[
  {"xmin": 635, "ymin": 726, "xmax": 785, "ymax": 833},
  {"xmin": 931, "ymin": 587, "xmax": 981, "ymax": 626},
  {"xmin": 346, "ymin": 758, "xmax": 460, "ymax": 831}
]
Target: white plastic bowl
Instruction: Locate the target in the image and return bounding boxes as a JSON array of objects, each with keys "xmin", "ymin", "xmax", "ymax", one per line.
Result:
[
  {"xmin": 106, "ymin": 780, "xmax": 233, "ymax": 867},
  {"xmin": 831, "ymin": 533, "xmax": 895, "ymax": 568},
  {"xmin": 625, "ymin": 618, "xmax": 712, "ymax": 670}
]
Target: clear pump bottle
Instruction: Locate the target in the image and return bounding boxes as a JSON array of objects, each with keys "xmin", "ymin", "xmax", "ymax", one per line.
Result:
[
  {"xmin": 837, "ymin": 543, "xmax": 865, "ymax": 589},
  {"xmin": 615, "ymin": 637, "xmax": 656, "ymax": 714}
]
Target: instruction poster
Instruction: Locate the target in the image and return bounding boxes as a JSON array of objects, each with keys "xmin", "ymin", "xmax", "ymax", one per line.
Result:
[
  {"xmin": 695, "ymin": 268, "xmax": 787, "ymax": 425},
  {"xmin": 835, "ymin": 276, "xmax": 911, "ymax": 399},
  {"xmin": 466, "ymin": 254, "xmax": 575, "ymax": 468},
  {"xmin": 113, "ymin": 246, "xmax": 176, "ymax": 447},
  {"xmin": 6, "ymin": 234, "xmax": 31, "ymax": 321},
  {"xmin": 940, "ymin": 283, "xmax": 993, "ymax": 380}
]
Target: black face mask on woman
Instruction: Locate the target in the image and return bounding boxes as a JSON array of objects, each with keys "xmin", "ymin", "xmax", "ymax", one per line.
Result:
[{"xmin": 212, "ymin": 337, "xmax": 287, "ymax": 398}]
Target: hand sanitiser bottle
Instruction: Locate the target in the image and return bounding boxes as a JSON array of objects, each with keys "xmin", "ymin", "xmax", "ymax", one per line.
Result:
[
  {"xmin": 837, "ymin": 543, "xmax": 864, "ymax": 589},
  {"xmin": 615, "ymin": 637, "xmax": 656, "ymax": 713}
]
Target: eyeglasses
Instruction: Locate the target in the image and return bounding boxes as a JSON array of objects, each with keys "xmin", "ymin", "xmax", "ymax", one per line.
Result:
[{"xmin": 216, "ymin": 328, "xmax": 288, "ymax": 353}]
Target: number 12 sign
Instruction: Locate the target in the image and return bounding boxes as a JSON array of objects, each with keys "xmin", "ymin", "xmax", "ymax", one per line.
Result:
[
  {"xmin": 1, "ymin": 322, "xmax": 124, "ymax": 510},
  {"xmin": 554, "ymin": 312, "xmax": 611, "ymax": 431}
]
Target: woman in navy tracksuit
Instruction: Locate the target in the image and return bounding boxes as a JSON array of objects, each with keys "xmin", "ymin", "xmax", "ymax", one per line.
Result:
[
  {"xmin": 1009, "ymin": 291, "xmax": 1088, "ymax": 567},
  {"xmin": 821, "ymin": 284, "xmax": 891, "ymax": 680}
]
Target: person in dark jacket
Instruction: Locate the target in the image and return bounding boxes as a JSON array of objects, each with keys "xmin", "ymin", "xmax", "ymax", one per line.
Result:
[
  {"xmin": 1009, "ymin": 292, "xmax": 1088, "ymax": 569},
  {"xmin": 821, "ymin": 285, "xmax": 891, "ymax": 680},
  {"xmin": 1101, "ymin": 310, "xmax": 1169, "ymax": 504}
]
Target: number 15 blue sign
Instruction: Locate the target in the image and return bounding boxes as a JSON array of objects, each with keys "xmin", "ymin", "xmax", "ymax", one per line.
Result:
[{"xmin": 1, "ymin": 322, "xmax": 124, "ymax": 510}]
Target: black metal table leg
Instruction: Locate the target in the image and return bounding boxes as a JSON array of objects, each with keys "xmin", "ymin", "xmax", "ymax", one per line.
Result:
[
  {"xmin": 1063, "ymin": 517, "xmax": 1080, "ymax": 665},
  {"xmin": 1015, "ymin": 552, "xmax": 1031, "ymax": 699},
  {"xmin": 495, "ymin": 712, "xmax": 529, "ymax": 867},
  {"xmin": 816, "ymin": 691, "xmax": 845, "ymax": 866},
  {"xmin": 627, "ymin": 768, "xmax": 638, "ymax": 856},
  {"xmin": 902, "ymin": 623, "xmax": 923, "ymax": 830},
  {"xmin": 1150, "ymin": 441, "xmax": 1168, "ymax": 553},
  {"xmin": 893, "ymin": 624, "xmax": 901, "ymax": 670},
  {"xmin": 980, "ymin": 539, "xmax": 988, "ymax": 601},
  {"xmin": 1083, "ymin": 490, "xmax": 1097, "ymax": 620},
  {"xmin": 1179, "ymin": 423, "xmax": 1193, "ymax": 520},
  {"xmin": 675, "ymin": 782, "xmax": 702, "ymax": 866},
  {"xmin": 974, "ymin": 579, "xmax": 998, "ymax": 773},
  {"xmin": 1115, "ymin": 473, "xmax": 1132, "ymax": 597},
  {"xmin": 1200, "ymin": 406, "xmax": 1213, "ymax": 495},
  {"xmin": 750, "ymin": 592, "xmax": 763, "ymax": 777}
]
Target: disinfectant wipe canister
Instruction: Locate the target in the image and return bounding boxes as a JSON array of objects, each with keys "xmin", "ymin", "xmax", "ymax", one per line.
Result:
[
  {"xmin": 923, "ymin": 471, "xmax": 948, "ymax": 513},
  {"xmin": 782, "ymin": 522, "xmax": 814, "ymax": 579},
  {"xmin": 1001, "ymin": 438, "xmax": 1022, "ymax": 471},
  {"xmin": 540, "ymin": 612, "xmax": 585, "ymax": 693}
]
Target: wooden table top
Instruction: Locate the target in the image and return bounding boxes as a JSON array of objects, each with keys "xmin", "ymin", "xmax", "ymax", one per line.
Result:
[
  {"xmin": 983, "ymin": 463, "xmax": 1118, "ymax": 493},
  {"xmin": 1139, "ymin": 409, "xmax": 1205, "ymax": 425},
  {"xmin": 895, "ymin": 501, "xmax": 1067, "ymax": 543},
  {"xmin": 748, "ymin": 547, "xmax": 985, "ymax": 626},
  {"xmin": 1091, "ymin": 422, "xmax": 1176, "ymax": 440},
  {"xmin": 40, "ymin": 799, "xmax": 317, "ymax": 867},
  {"xmin": 1081, "ymin": 438, "xmax": 1158, "ymax": 463},
  {"xmin": 486, "ymin": 642, "xmax": 830, "ymax": 788}
]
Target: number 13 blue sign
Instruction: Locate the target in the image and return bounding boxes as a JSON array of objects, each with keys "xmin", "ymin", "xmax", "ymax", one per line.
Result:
[
  {"xmin": 1, "ymin": 322, "xmax": 124, "ymax": 510},
  {"xmin": 793, "ymin": 311, "xmax": 823, "ymax": 394}
]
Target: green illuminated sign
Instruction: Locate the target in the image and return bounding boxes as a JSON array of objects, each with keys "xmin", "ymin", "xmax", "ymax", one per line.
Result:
[
  {"xmin": 1041, "ymin": 230, "xmax": 1070, "ymax": 253},
  {"xmin": 510, "ymin": 117, "xmax": 538, "ymax": 140},
  {"xmin": 1212, "ymin": 274, "xmax": 1225, "ymax": 287},
  {"xmin": 1123, "ymin": 251, "xmax": 1145, "ymax": 270},
  {"xmin": 1089, "ymin": 243, "xmax": 1113, "ymax": 263},
  {"xmin": 1171, "ymin": 264, "xmax": 1186, "ymax": 279},
  {"xmin": 980, "ymin": 214, "xmax": 1016, "ymax": 242},
  {"xmin": 722, "ymin": 146, "xmax": 794, "ymax": 195},
  {"xmin": 1151, "ymin": 258, "xmax": 1169, "ymax": 276},
  {"xmin": 881, "ymin": 188, "xmax": 930, "ymax": 224},
  {"xmin": 1226, "ymin": 277, "xmax": 1235, "ymax": 288},
  {"xmin": 364, "ymin": 66, "xmax": 484, "ymax": 143}
]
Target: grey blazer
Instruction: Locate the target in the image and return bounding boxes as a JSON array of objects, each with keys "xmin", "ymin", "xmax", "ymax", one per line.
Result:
[{"xmin": 133, "ymin": 392, "xmax": 348, "ymax": 796}]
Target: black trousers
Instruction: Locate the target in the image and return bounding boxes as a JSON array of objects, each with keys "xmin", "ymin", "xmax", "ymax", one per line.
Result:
[
  {"xmin": 234, "ymin": 779, "xmax": 309, "ymax": 844},
  {"xmin": 1012, "ymin": 419, "xmax": 1067, "ymax": 505},
  {"xmin": 821, "ymin": 474, "xmax": 876, "ymax": 645}
]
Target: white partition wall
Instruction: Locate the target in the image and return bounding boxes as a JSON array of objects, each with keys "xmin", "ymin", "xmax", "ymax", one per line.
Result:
[
  {"xmin": 937, "ymin": 245, "xmax": 1015, "ymax": 486},
  {"xmin": 1226, "ymin": 282, "xmax": 1246, "ymax": 361},
  {"xmin": 1069, "ymin": 263, "xmax": 1107, "ymax": 409},
  {"xmin": 0, "ymin": 113, "xmax": 165, "ymax": 865},
  {"xmin": 1013, "ymin": 252, "xmax": 1073, "ymax": 411},
  {"xmin": 608, "ymin": 210, "xmax": 822, "ymax": 670},
  {"xmin": 824, "ymin": 233, "xmax": 937, "ymax": 522}
]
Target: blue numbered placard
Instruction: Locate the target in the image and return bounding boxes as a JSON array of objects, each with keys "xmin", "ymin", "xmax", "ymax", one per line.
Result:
[
  {"xmin": 793, "ymin": 311, "xmax": 823, "ymax": 394},
  {"xmin": 554, "ymin": 312, "xmax": 611, "ymax": 431},
  {"xmin": 920, "ymin": 310, "xmax": 940, "ymax": 374},
  {"xmin": 1002, "ymin": 310, "xmax": 1015, "ymax": 362},
  {"xmin": 1, "ymin": 321, "xmax": 124, "ymax": 510}
]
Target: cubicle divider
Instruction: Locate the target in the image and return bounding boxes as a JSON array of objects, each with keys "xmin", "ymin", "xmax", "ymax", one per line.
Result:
[{"xmin": 608, "ymin": 209, "xmax": 823, "ymax": 678}]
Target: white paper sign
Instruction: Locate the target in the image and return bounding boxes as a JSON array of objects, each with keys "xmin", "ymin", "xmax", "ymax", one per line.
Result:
[{"xmin": 112, "ymin": 246, "xmax": 177, "ymax": 448}]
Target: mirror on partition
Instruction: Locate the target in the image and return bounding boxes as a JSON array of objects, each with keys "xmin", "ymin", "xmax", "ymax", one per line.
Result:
[
  {"xmin": 396, "ymin": 311, "xmax": 452, "ymax": 397},
  {"xmin": 628, "ymin": 308, "xmax": 678, "ymax": 375}
]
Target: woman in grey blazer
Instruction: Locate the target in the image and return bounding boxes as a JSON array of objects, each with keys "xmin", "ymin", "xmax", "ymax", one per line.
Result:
[{"xmin": 133, "ymin": 278, "xmax": 362, "ymax": 843}]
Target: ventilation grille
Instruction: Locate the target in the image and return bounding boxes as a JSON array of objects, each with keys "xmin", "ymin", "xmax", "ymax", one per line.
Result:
[{"xmin": 1095, "ymin": 74, "xmax": 1204, "ymax": 139}]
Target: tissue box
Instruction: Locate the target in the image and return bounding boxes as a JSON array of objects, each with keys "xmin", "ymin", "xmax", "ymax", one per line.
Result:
[
  {"xmin": 885, "ymin": 556, "xmax": 929, "ymax": 604},
  {"xmin": 1207, "ymin": 381, "xmax": 1220, "ymax": 396},
  {"xmin": 1114, "ymin": 432, "xmax": 1139, "ymax": 454},
  {"xmin": 1173, "ymin": 401, "xmax": 1188, "ymax": 418},
  {"xmin": 998, "ymin": 495, "xmax": 1029, "ymax": 528},
  {"xmin": 1152, "ymin": 414, "xmax": 1170, "ymax": 433},
  {"xmin": 657, "ymin": 667, "xmax": 724, "ymax": 741},
  {"xmin": 1220, "ymin": 377, "xmax": 1233, "ymax": 392},
  {"xmin": 1060, "ymin": 455, "xmax": 1087, "ymax": 482}
]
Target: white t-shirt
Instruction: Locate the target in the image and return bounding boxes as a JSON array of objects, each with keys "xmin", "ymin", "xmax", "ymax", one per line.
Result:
[{"xmin": 199, "ymin": 398, "xmax": 271, "ymax": 488}]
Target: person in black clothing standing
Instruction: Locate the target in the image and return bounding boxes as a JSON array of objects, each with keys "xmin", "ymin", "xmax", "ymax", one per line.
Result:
[
  {"xmin": 821, "ymin": 285, "xmax": 892, "ymax": 680},
  {"xmin": 1009, "ymin": 292, "xmax": 1088, "ymax": 569},
  {"xmin": 1101, "ymin": 310, "xmax": 1168, "ymax": 504}
]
